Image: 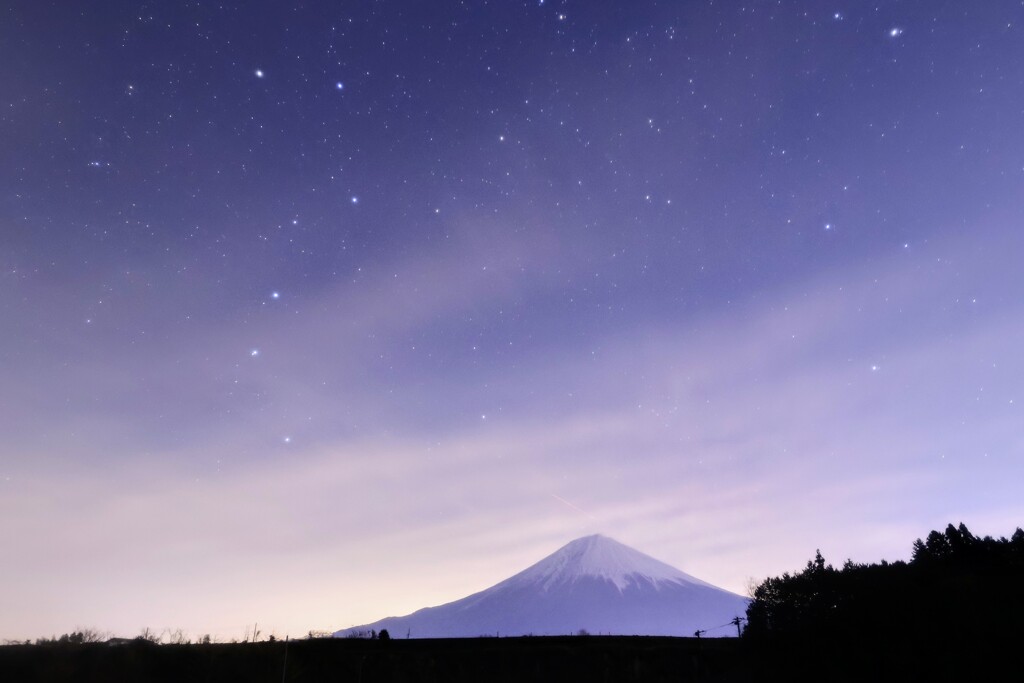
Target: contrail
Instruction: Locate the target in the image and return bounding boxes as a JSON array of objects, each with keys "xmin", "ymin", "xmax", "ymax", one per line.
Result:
[{"xmin": 550, "ymin": 493, "xmax": 599, "ymax": 521}]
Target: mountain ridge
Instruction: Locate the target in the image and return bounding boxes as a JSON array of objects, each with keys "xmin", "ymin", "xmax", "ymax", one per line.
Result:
[{"xmin": 335, "ymin": 534, "xmax": 750, "ymax": 638}]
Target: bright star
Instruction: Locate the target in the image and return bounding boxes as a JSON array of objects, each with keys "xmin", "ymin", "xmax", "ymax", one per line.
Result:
[
  {"xmin": 351, "ymin": 196, "xmax": 359, "ymax": 204},
  {"xmin": 336, "ymin": 82, "xmax": 344, "ymax": 90},
  {"xmin": 889, "ymin": 27, "xmax": 903, "ymax": 38},
  {"xmin": 255, "ymin": 69, "xmax": 265, "ymax": 78},
  {"xmin": 250, "ymin": 349, "xmax": 260, "ymax": 357},
  {"xmin": 271, "ymin": 291, "xmax": 280, "ymax": 299}
]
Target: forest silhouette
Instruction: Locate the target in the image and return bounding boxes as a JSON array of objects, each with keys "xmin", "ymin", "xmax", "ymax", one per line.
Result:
[{"xmin": 743, "ymin": 522, "xmax": 1024, "ymax": 680}]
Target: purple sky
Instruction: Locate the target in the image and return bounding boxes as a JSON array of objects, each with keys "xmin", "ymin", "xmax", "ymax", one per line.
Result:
[{"xmin": 3, "ymin": 1, "xmax": 1023, "ymax": 641}]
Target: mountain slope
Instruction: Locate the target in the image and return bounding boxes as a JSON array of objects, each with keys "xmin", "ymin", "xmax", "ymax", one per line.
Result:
[{"xmin": 334, "ymin": 535, "xmax": 750, "ymax": 638}]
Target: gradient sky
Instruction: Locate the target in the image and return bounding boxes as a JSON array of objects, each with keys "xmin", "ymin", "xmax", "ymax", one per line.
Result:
[{"xmin": 3, "ymin": 0, "xmax": 1024, "ymax": 642}]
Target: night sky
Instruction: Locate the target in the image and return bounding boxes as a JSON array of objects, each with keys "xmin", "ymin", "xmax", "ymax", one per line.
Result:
[{"xmin": 3, "ymin": 0, "xmax": 1024, "ymax": 641}]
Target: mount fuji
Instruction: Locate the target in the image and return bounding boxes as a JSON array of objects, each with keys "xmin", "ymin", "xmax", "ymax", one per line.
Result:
[{"xmin": 334, "ymin": 534, "xmax": 750, "ymax": 638}]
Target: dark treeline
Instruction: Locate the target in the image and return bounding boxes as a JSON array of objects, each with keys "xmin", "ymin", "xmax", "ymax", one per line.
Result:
[{"xmin": 743, "ymin": 522, "xmax": 1024, "ymax": 681}]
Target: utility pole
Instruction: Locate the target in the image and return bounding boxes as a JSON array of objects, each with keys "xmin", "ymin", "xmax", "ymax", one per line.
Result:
[
  {"xmin": 731, "ymin": 617, "xmax": 743, "ymax": 637},
  {"xmin": 281, "ymin": 636, "xmax": 289, "ymax": 683}
]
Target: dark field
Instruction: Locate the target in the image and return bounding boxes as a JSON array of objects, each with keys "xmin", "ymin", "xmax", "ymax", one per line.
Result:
[
  {"xmin": 1, "ymin": 636, "xmax": 746, "ymax": 683},
  {"xmin": 2, "ymin": 632, "xmax": 1012, "ymax": 682}
]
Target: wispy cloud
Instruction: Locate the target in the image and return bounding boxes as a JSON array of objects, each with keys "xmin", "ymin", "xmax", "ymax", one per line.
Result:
[{"xmin": 3, "ymin": 222, "xmax": 1022, "ymax": 640}]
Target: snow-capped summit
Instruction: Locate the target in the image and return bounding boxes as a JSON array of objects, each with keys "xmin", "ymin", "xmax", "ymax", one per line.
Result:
[
  {"xmin": 334, "ymin": 535, "xmax": 750, "ymax": 638},
  {"xmin": 505, "ymin": 534, "xmax": 716, "ymax": 592}
]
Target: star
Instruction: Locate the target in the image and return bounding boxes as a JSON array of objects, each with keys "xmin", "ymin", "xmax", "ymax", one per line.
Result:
[
  {"xmin": 335, "ymin": 82, "xmax": 344, "ymax": 90},
  {"xmin": 271, "ymin": 291, "xmax": 280, "ymax": 299},
  {"xmin": 255, "ymin": 69, "xmax": 265, "ymax": 78},
  {"xmin": 889, "ymin": 27, "xmax": 903, "ymax": 38},
  {"xmin": 250, "ymin": 349, "xmax": 260, "ymax": 357},
  {"xmin": 351, "ymin": 196, "xmax": 359, "ymax": 204}
]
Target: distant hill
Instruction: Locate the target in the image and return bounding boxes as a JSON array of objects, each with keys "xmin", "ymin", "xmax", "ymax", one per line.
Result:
[{"xmin": 335, "ymin": 534, "xmax": 749, "ymax": 638}]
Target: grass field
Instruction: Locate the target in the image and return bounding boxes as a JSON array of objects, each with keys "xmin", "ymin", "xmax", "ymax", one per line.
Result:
[{"xmin": 0, "ymin": 636, "xmax": 746, "ymax": 683}]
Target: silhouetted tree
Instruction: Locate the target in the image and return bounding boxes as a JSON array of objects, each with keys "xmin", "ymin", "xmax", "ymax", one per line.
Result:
[
  {"xmin": 137, "ymin": 628, "xmax": 160, "ymax": 644},
  {"xmin": 165, "ymin": 628, "xmax": 189, "ymax": 645},
  {"xmin": 745, "ymin": 521, "xmax": 1024, "ymax": 680}
]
